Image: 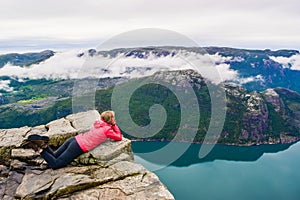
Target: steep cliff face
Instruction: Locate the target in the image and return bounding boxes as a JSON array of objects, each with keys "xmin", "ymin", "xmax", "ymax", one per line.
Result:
[
  {"xmin": 1, "ymin": 69, "xmax": 300, "ymax": 146},
  {"xmin": 222, "ymin": 84, "xmax": 300, "ymax": 145},
  {"xmin": 133, "ymin": 69, "xmax": 300, "ymax": 145},
  {"xmin": 241, "ymin": 91, "xmax": 269, "ymax": 142},
  {"xmin": 0, "ymin": 110, "xmax": 174, "ymax": 200}
]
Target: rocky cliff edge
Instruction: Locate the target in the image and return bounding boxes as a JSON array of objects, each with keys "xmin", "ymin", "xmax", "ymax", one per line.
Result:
[{"xmin": 0, "ymin": 110, "xmax": 174, "ymax": 200}]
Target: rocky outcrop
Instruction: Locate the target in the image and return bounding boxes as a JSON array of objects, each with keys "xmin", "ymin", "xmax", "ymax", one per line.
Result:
[
  {"xmin": 0, "ymin": 110, "xmax": 174, "ymax": 200},
  {"xmin": 263, "ymin": 89, "xmax": 284, "ymax": 113},
  {"xmin": 222, "ymin": 83, "xmax": 300, "ymax": 145},
  {"xmin": 241, "ymin": 91, "xmax": 269, "ymax": 142}
]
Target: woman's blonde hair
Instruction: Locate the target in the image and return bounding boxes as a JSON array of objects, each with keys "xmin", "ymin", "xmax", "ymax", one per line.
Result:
[{"xmin": 100, "ymin": 110, "xmax": 115, "ymax": 125}]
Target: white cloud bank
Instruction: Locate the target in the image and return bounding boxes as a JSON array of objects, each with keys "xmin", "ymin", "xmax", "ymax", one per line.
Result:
[
  {"xmin": 0, "ymin": 80, "xmax": 13, "ymax": 92},
  {"xmin": 236, "ymin": 75, "xmax": 264, "ymax": 84},
  {"xmin": 0, "ymin": 49, "xmax": 241, "ymax": 84},
  {"xmin": 0, "ymin": 50, "xmax": 85, "ymax": 79},
  {"xmin": 270, "ymin": 54, "xmax": 300, "ymax": 70}
]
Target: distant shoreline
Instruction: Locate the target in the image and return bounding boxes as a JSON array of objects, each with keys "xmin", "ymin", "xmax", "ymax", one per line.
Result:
[{"xmin": 130, "ymin": 137, "xmax": 300, "ymax": 147}]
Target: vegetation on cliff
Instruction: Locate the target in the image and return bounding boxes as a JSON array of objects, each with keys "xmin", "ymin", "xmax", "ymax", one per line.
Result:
[{"xmin": 0, "ymin": 70, "xmax": 299, "ymax": 145}]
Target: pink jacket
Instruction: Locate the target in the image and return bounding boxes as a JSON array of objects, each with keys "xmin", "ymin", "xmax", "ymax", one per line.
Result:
[{"xmin": 75, "ymin": 119, "xmax": 122, "ymax": 152}]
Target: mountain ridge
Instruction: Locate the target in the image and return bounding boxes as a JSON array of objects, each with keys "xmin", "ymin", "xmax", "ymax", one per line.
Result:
[
  {"xmin": 1, "ymin": 46, "xmax": 300, "ymax": 94},
  {"xmin": 0, "ymin": 47, "xmax": 300, "ymax": 146},
  {"xmin": 0, "ymin": 50, "xmax": 54, "ymax": 68},
  {"xmin": 0, "ymin": 69, "xmax": 299, "ymax": 146}
]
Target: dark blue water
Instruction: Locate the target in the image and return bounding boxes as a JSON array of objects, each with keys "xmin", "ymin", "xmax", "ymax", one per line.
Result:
[{"xmin": 132, "ymin": 141, "xmax": 300, "ymax": 200}]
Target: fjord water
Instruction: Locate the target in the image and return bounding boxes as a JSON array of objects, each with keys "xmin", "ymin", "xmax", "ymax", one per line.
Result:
[{"xmin": 132, "ymin": 141, "xmax": 300, "ymax": 200}]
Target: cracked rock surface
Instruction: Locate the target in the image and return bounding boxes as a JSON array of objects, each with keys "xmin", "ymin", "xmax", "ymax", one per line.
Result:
[{"xmin": 0, "ymin": 110, "xmax": 174, "ymax": 200}]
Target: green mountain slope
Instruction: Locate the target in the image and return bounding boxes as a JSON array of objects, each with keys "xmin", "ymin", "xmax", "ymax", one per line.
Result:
[{"xmin": 0, "ymin": 70, "xmax": 299, "ymax": 145}]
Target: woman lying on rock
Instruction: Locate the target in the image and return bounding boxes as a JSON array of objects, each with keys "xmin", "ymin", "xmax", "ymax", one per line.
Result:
[{"xmin": 24, "ymin": 110, "xmax": 122, "ymax": 169}]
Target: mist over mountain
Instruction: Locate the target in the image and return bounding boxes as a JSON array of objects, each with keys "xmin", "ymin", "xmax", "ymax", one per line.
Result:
[
  {"xmin": 0, "ymin": 46, "xmax": 300, "ymax": 145},
  {"xmin": 0, "ymin": 46, "xmax": 299, "ymax": 94},
  {"xmin": 0, "ymin": 69, "xmax": 299, "ymax": 146},
  {"xmin": 0, "ymin": 50, "xmax": 54, "ymax": 68}
]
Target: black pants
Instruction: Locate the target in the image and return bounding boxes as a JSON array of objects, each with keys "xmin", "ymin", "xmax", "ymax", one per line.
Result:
[{"xmin": 40, "ymin": 137, "xmax": 84, "ymax": 169}]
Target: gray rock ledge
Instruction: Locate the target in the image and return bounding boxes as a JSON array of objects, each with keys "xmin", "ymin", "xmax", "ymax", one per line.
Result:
[{"xmin": 0, "ymin": 110, "xmax": 174, "ymax": 200}]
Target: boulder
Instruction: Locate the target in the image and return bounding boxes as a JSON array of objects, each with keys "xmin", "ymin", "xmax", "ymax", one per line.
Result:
[
  {"xmin": 0, "ymin": 110, "xmax": 174, "ymax": 200},
  {"xmin": 0, "ymin": 126, "xmax": 31, "ymax": 164},
  {"xmin": 66, "ymin": 110, "xmax": 100, "ymax": 132},
  {"xmin": 76, "ymin": 138, "xmax": 134, "ymax": 167}
]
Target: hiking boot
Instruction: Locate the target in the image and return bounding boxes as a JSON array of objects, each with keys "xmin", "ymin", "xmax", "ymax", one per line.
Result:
[
  {"xmin": 20, "ymin": 134, "xmax": 49, "ymax": 152},
  {"xmin": 28, "ymin": 134, "xmax": 49, "ymax": 142}
]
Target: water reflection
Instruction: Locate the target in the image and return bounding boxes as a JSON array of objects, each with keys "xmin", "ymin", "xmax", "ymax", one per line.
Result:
[
  {"xmin": 133, "ymin": 141, "xmax": 300, "ymax": 200},
  {"xmin": 132, "ymin": 141, "xmax": 295, "ymax": 166}
]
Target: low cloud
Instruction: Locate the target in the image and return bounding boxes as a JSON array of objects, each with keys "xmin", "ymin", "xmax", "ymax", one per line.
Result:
[
  {"xmin": 0, "ymin": 50, "xmax": 85, "ymax": 79},
  {"xmin": 215, "ymin": 63, "xmax": 238, "ymax": 82},
  {"xmin": 0, "ymin": 49, "xmax": 239, "ymax": 84},
  {"xmin": 236, "ymin": 75, "xmax": 265, "ymax": 84},
  {"xmin": 270, "ymin": 54, "xmax": 300, "ymax": 70},
  {"xmin": 0, "ymin": 80, "xmax": 13, "ymax": 92}
]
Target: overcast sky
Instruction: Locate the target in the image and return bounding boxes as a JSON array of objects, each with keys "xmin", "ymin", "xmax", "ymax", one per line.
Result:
[{"xmin": 0, "ymin": 0, "xmax": 299, "ymax": 52}]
